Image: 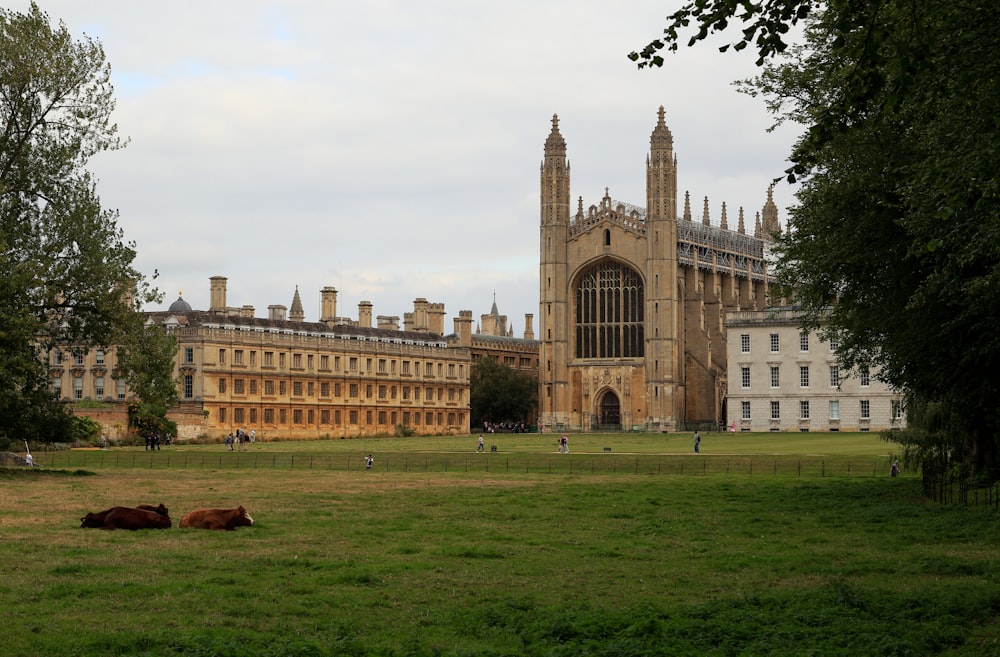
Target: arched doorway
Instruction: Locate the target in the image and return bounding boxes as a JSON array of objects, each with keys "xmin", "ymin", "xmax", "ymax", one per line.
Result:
[{"xmin": 597, "ymin": 390, "xmax": 621, "ymax": 429}]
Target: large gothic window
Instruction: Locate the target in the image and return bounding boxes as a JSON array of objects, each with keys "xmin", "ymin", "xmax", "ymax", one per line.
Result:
[{"xmin": 575, "ymin": 261, "xmax": 644, "ymax": 358}]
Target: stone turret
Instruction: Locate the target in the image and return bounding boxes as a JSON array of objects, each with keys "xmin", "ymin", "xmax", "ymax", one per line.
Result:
[{"xmin": 290, "ymin": 286, "xmax": 305, "ymax": 322}]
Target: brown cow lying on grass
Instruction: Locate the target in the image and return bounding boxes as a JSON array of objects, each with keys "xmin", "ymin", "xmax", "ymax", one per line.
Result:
[
  {"xmin": 80, "ymin": 504, "xmax": 172, "ymax": 530},
  {"xmin": 180, "ymin": 506, "xmax": 254, "ymax": 531}
]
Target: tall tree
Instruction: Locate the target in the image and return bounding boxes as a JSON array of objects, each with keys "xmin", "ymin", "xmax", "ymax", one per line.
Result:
[
  {"xmin": 0, "ymin": 3, "xmax": 159, "ymax": 445},
  {"xmin": 631, "ymin": 1, "xmax": 999, "ymax": 478},
  {"xmin": 470, "ymin": 356, "xmax": 537, "ymax": 429},
  {"xmin": 115, "ymin": 321, "xmax": 179, "ymax": 439}
]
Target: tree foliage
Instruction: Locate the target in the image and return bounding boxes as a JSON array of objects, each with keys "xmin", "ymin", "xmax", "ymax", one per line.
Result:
[
  {"xmin": 469, "ymin": 357, "xmax": 537, "ymax": 429},
  {"xmin": 0, "ymin": 3, "xmax": 159, "ymax": 444},
  {"xmin": 633, "ymin": 1, "xmax": 1000, "ymax": 478},
  {"xmin": 115, "ymin": 322, "xmax": 179, "ymax": 438}
]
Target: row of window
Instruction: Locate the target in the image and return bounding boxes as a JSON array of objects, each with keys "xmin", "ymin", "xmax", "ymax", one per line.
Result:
[
  {"xmin": 52, "ymin": 376, "xmax": 126, "ymax": 400},
  {"xmin": 216, "ymin": 378, "xmax": 463, "ymax": 403},
  {"xmin": 190, "ymin": 347, "xmax": 463, "ymax": 379},
  {"xmin": 739, "ymin": 332, "xmax": 840, "ymax": 354},
  {"xmin": 740, "ymin": 399, "xmax": 903, "ymax": 420},
  {"xmin": 740, "ymin": 365, "xmax": 870, "ymax": 388},
  {"xmin": 216, "ymin": 406, "xmax": 464, "ymax": 428},
  {"xmin": 51, "ymin": 350, "xmax": 107, "ymax": 367}
]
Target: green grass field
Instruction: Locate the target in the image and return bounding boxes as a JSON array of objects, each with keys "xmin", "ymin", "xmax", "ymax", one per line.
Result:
[{"xmin": 1, "ymin": 433, "xmax": 997, "ymax": 656}]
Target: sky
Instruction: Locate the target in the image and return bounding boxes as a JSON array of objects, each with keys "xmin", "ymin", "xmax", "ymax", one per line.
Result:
[{"xmin": 17, "ymin": 1, "xmax": 800, "ymax": 336}]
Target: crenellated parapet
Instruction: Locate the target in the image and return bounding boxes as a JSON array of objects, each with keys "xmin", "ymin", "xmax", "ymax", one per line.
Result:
[{"xmin": 569, "ymin": 191, "xmax": 646, "ymax": 238}]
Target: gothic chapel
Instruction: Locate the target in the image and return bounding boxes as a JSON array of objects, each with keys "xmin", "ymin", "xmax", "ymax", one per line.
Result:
[{"xmin": 538, "ymin": 107, "xmax": 780, "ymax": 432}]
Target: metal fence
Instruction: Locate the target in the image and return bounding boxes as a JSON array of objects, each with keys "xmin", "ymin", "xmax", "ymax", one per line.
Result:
[{"xmin": 5, "ymin": 449, "xmax": 900, "ymax": 478}]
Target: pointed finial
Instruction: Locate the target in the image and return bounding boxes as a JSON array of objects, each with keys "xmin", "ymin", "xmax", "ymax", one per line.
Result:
[
  {"xmin": 720, "ymin": 202, "xmax": 728, "ymax": 230},
  {"xmin": 683, "ymin": 191, "xmax": 692, "ymax": 221},
  {"xmin": 702, "ymin": 196, "xmax": 711, "ymax": 226}
]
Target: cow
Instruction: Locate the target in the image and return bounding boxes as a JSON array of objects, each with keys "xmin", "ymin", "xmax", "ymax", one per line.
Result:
[
  {"xmin": 80, "ymin": 504, "xmax": 171, "ymax": 529},
  {"xmin": 179, "ymin": 506, "xmax": 254, "ymax": 531}
]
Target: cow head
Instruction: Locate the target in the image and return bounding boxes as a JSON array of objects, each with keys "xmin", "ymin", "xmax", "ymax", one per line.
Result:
[{"xmin": 237, "ymin": 505, "xmax": 254, "ymax": 527}]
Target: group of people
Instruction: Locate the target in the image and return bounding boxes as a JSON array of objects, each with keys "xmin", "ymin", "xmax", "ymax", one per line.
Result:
[
  {"xmin": 224, "ymin": 427, "xmax": 255, "ymax": 451},
  {"xmin": 144, "ymin": 432, "xmax": 171, "ymax": 450}
]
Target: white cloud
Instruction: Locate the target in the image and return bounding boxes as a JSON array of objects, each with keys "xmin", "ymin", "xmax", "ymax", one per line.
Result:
[{"xmin": 16, "ymin": 1, "xmax": 801, "ymax": 332}]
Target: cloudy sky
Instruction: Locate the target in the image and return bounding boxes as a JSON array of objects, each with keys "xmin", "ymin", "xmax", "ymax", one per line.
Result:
[{"xmin": 19, "ymin": 1, "xmax": 799, "ymax": 335}]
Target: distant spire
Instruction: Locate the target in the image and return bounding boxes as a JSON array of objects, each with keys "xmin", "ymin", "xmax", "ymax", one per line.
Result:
[
  {"xmin": 290, "ymin": 285, "xmax": 305, "ymax": 322},
  {"xmin": 720, "ymin": 202, "xmax": 729, "ymax": 230},
  {"xmin": 761, "ymin": 183, "xmax": 780, "ymax": 238},
  {"xmin": 738, "ymin": 209, "xmax": 746, "ymax": 234},
  {"xmin": 702, "ymin": 196, "xmax": 711, "ymax": 226},
  {"xmin": 649, "ymin": 105, "xmax": 674, "ymax": 155},
  {"xmin": 683, "ymin": 191, "xmax": 692, "ymax": 221}
]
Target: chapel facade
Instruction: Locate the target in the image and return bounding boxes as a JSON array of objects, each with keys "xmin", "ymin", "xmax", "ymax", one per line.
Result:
[{"xmin": 538, "ymin": 107, "xmax": 779, "ymax": 433}]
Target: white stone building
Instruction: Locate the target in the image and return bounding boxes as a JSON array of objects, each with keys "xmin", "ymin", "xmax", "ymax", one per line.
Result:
[{"xmin": 725, "ymin": 307, "xmax": 905, "ymax": 432}]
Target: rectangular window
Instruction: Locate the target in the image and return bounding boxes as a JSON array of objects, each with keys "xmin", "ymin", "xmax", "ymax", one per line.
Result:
[
  {"xmin": 293, "ymin": 353, "xmax": 302, "ymax": 369},
  {"xmin": 366, "ymin": 410, "xmax": 373, "ymax": 424},
  {"xmin": 425, "ymin": 362, "xmax": 434, "ymax": 377},
  {"xmin": 366, "ymin": 384, "xmax": 373, "ymax": 398},
  {"xmin": 52, "ymin": 376, "xmax": 62, "ymax": 397},
  {"xmin": 425, "ymin": 387, "xmax": 434, "ymax": 401},
  {"xmin": 219, "ymin": 349, "xmax": 226, "ymax": 364},
  {"xmin": 770, "ymin": 401, "xmax": 780, "ymax": 420},
  {"xmin": 770, "ymin": 333, "xmax": 779, "ymax": 352},
  {"xmin": 829, "ymin": 335, "xmax": 839, "ymax": 352},
  {"xmin": 740, "ymin": 334, "xmax": 750, "ymax": 353},
  {"xmin": 234, "ymin": 408, "xmax": 244, "ymax": 424},
  {"xmin": 279, "ymin": 409, "xmax": 286, "ymax": 424},
  {"xmin": 249, "ymin": 408, "xmax": 257, "ymax": 424},
  {"xmin": 378, "ymin": 385, "xmax": 387, "ymax": 399},
  {"xmin": 320, "ymin": 409, "xmax": 330, "ymax": 424},
  {"xmin": 307, "ymin": 409, "xmax": 314, "ymax": 424},
  {"xmin": 234, "ymin": 350, "xmax": 244, "ymax": 365},
  {"xmin": 307, "ymin": 355, "xmax": 313, "ymax": 370},
  {"xmin": 264, "ymin": 351, "xmax": 274, "ymax": 366},
  {"xmin": 74, "ymin": 351, "xmax": 84, "ymax": 366},
  {"xmin": 366, "ymin": 358, "xmax": 373, "ymax": 373},
  {"xmin": 402, "ymin": 386, "xmax": 410, "ymax": 400},
  {"xmin": 349, "ymin": 410, "xmax": 359, "ymax": 425},
  {"xmin": 250, "ymin": 350, "xmax": 256, "ymax": 366},
  {"xmin": 799, "ymin": 332, "xmax": 809, "ymax": 352},
  {"xmin": 96, "ymin": 349, "xmax": 106, "ymax": 365},
  {"xmin": 94, "ymin": 377, "xmax": 104, "ymax": 399},
  {"xmin": 830, "ymin": 366, "xmax": 840, "ymax": 388},
  {"xmin": 264, "ymin": 380, "xmax": 274, "ymax": 396},
  {"xmin": 320, "ymin": 355, "xmax": 329, "ymax": 370},
  {"xmin": 219, "ymin": 408, "xmax": 226, "ymax": 423},
  {"xmin": 829, "ymin": 400, "xmax": 840, "ymax": 420},
  {"xmin": 741, "ymin": 400, "xmax": 751, "ymax": 420},
  {"xmin": 378, "ymin": 358, "xmax": 387, "ymax": 373},
  {"xmin": 264, "ymin": 408, "xmax": 274, "ymax": 424},
  {"xmin": 334, "ymin": 356, "xmax": 341, "ymax": 371},
  {"xmin": 378, "ymin": 410, "xmax": 387, "ymax": 425},
  {"xmin": 307, "ymin": 382, "xmax": 314, "ymax": 397},
  {"xmin": 799, "ymin": 366, "xmax": 810, "ymax": 388},
  {"xmin": 800, "ymin": 400, "xmax": 810, "ymax": 419},
  {"xmin": 741, "ymin": 366, "xmax": 751, "ymax": 389},
  {"xmin": 860, "ymin": 400, "xmax": 871, "ymax": 419},
  {"xmin": 349, "ymin": 383, "xmax": 358, "ymax": 398},
  {"xmin": 334, "ymin": 410, "xmax": 341, "ymax": 425},
  {"xmin": 892, "ymin": 399, "xmax": 903, "ymax": 420},
  {"xmin": 52, "ymin": 351, "xmax": 63, "ymax": 366},
  {"xmin": 73, "ymin": 376, "xmax": 83, "ymax": 400},
  {"xmin": 279, "ymin": 353, "xmax": 286, "ymax": 368},
  {"xmin": 184, "ymin": 347, "xmax": 193, "ymax": 363},
  {"xmin": 183, "ymin": 375, "xmax": 193, "ymax": 399},
  {"xmin": 249, "ymin": 379, "xmax": 257, "ymax": 395},
  {"xmin": 860, "ymin": 368, "xmax": 870, "ymax": 387},
  {"xmin": 293, "ymin": 381, "xmax": 302, "ymax": 396},
  {"xmin": 402, "ymin": 361, "xmax": 411, "ymax": 375},
  {"xmin": 233, "ymin": 379, "xmax": 244, "ymax": 395},
  {"xmin": 117, "ymin": 379, "xmax": 126, "ymax": 400},
  {"xmin": 334, "ymin": 382, "xmax": 342, "ymax": 397},
  {"xmin": 320, "ymin": 382, "xmax": 330, "ymax": 397},
  {"xmin": 349, "ymin": 357, "xmax": 358, "ymax": 371},
  {"xmin": 293, "ymin": 409, "xmax": 303, "ymax": 424},
  {"xmin": 770, "ymin": 366, "xmax": 779, "ymax": 388},
  {"xmin": 279, "ymin": 380, "xmax": 286, "ymax": 395},
  {"xmin": 219, "ymin": 378, "xmax": 227, "ymax": 394}
]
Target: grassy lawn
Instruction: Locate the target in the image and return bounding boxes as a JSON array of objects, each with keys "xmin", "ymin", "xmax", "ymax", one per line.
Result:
[{"xmin": 1, "ymin": 434, "xmax": 997, "ymax": 656}]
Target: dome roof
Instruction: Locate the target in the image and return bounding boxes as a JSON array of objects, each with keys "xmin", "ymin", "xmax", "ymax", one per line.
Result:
[{"xmin": 168, "ymin": 293, "xmax": 192, "ymax": 312}]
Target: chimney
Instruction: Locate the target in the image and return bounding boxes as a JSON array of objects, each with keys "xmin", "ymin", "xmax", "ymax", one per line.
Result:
[
  {"xmin": 240, "ymin": 305, "xmax": 254, "ymax": 318},
  {"xmin": 412, "ymin": 298, "xmax": 429, "ymax": 332},
  {"xmin": 523, "ymin": 313, "xmax": 534, "ymax": 340},
  {"xmin": 268, "ymin": 304, "xmax": 287, "ymax": 321},
  {"xmin": 403, "ymin": 312, "xmax": 414, "ymax": 332},
  {"xmin": 209, "ymin": 276, "xmax": 227, "ymax": 313},
  {"xmin": 455, "ymin": 310, "xmax": 473, "ymax": 347},
  {"xmin": 358, "ymin": 301, "xmax": 373, "ymax": 328},
  {"xmin": 320, "ymin": 286, "xmax": 338, "ymax": 323},
  {"xmin": 377, "ymin": 315, "xmax": 399, "ymax": 330},
  {"xmin": 428, "ymin": 302, "xmax": 445, "ymax": 335}
]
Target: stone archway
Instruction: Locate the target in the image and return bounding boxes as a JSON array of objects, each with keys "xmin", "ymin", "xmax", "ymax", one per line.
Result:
[{"xmin": 598, "ymin": 390, "xmax": 621, "ymax": 429}]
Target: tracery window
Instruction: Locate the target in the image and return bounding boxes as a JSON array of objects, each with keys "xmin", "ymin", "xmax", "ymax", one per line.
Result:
[{"xmin": 575, "ymin": 260, "xmax": 644, "ymax": 359}]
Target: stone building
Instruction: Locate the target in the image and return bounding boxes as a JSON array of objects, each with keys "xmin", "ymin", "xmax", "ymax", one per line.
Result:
[
  {"xmin": 52, "ymin": 277, "xmax": 473, "ymax": 441},
  {"xmin": 725, "ymin": 307, "xmax": 905, "ymax": 432},
  {"xmin": 538, "ymin": 107, "xmax": 779, "ymax": 433}
]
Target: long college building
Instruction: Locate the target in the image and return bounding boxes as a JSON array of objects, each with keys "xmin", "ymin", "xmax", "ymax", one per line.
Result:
[
  {"xmin": 538, "ymin": 107, "xmax": 780, "ymax": 433},
  {"xmin": 52, "ymin": 277, "xmax": 536, "ymax": 441}
]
